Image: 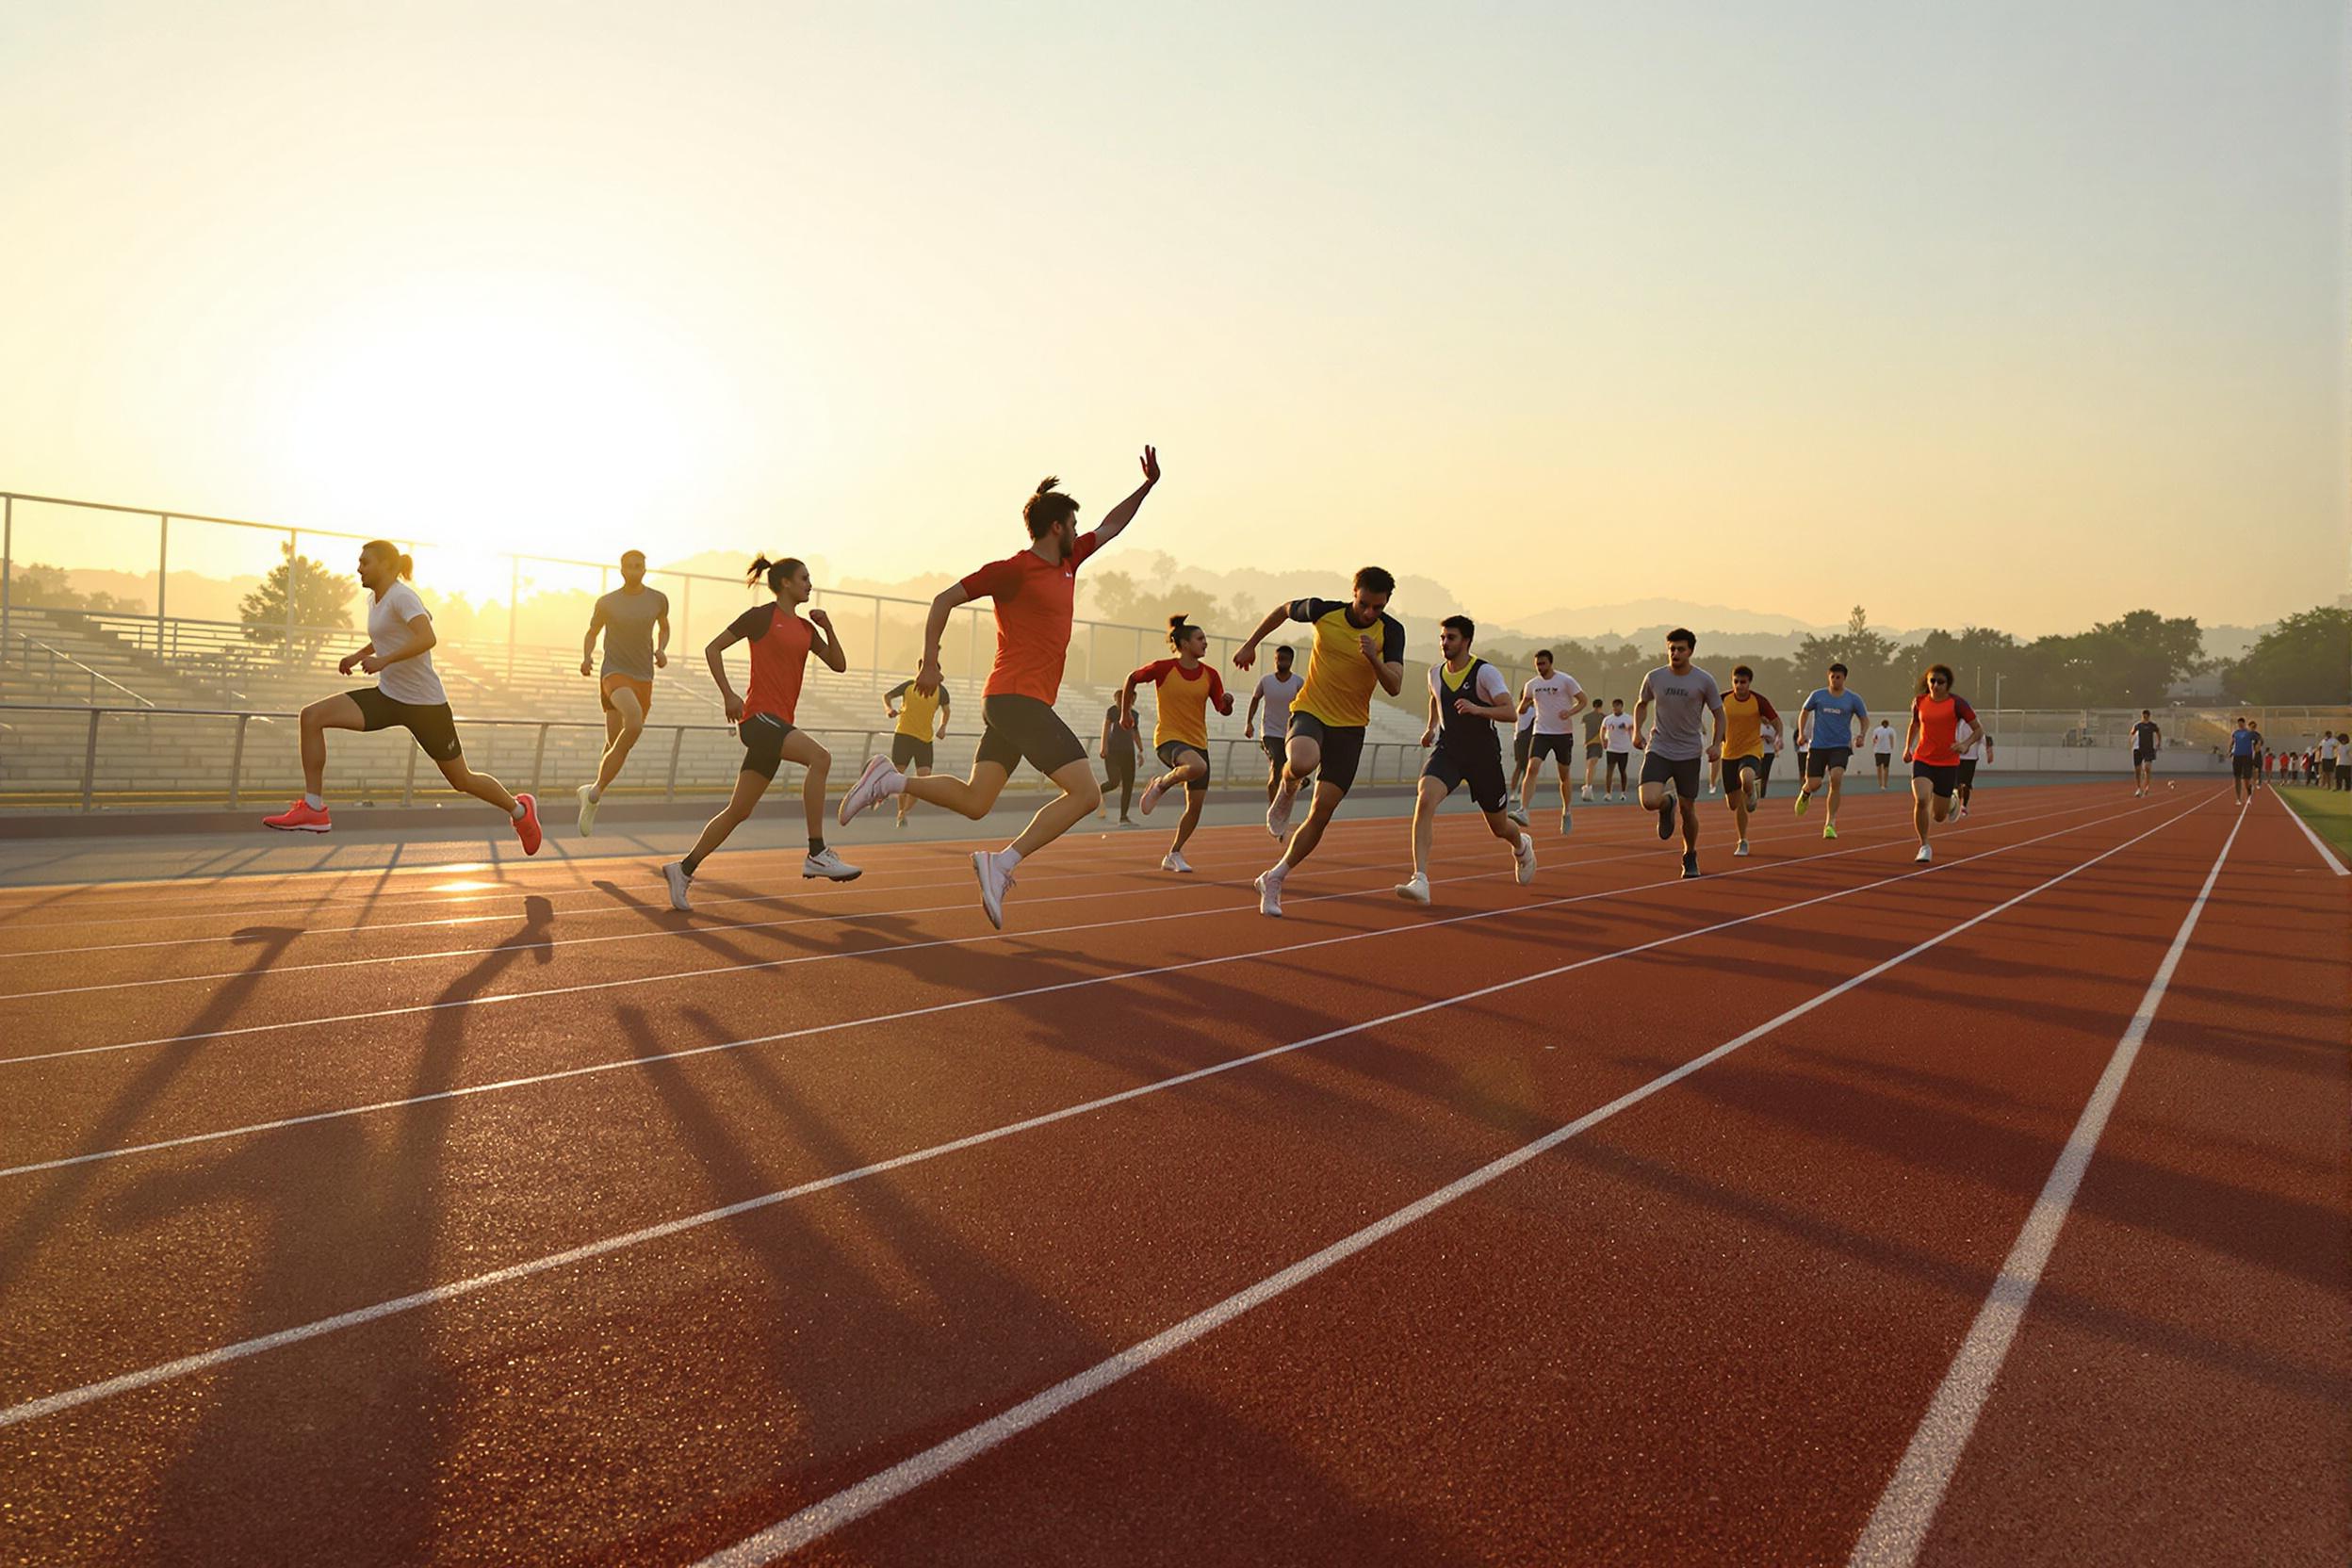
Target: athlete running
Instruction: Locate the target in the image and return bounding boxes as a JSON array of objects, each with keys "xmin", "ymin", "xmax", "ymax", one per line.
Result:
[
  {"xmin": 1794, "ymin": 662, "xmax": 1869, "ymax": 840},
  {"xmin": 1756, "ymin": 713, "xmax": 1782, "ymax": 799},
  {"xmin": 1508, "ymin": 702, "xmax": 1536, "ymax": 824},
  {"xmin": 266, "ymin": 540, "xmax": 541, "ymax": 853},
  {"xmin": 1580, "ymin": 698, "xmax": 1607, "ymax": 802},
  {"xmin": 2323, "ymin": 730, "xmax": 2340, "ymax": 792},
  {"xmin": 1098, "ymin": 700, "xmax": 1138, "ymax": 824},
  {"xmin": 2230, "ymin": 717, "xmax": 2258, "ymax": 804},
  {"xmin": 1954, "ymin": 724, "xmax": 1992, "ymax": 815},
  {"xmin": 662, "ymin": 555, "xmax": 861, "ymax": 908},
  {"xmin": 1600, "ymin": 697, "xmax": 1635, "ymax": 800},
  {"xmin": 1122, "ymin": 614, "xmax": 1235, "ymax": 874},
  {"xmin": 1719, "ymin": 664, "xmax": 1781, "ymax": 857},
  {"xmin": 1866, "ymin": 718, "xmax": 1897, "ymax": 791},
  {"xmin": 575, "ymin": 549, "xmax": 670, "ymax": 836},
  {"xmin": 1633, "ymin": 629, "xmax": 1724, "ymax": 880},
  {"xmin": 1517, "ymin": 648, "xmax": 1588, "ymax": 834},
  {"xmin": 1244, "ymin": 644, "xmax": 1305, "ymax": 805},
  {"xmin": 882, "ymin": 662, "xmax": 951, "ymax": 827},
  {"xmin": 1903, "ymin": 663, "xmax": 1979, "ymax": 862},
  {"xmin": 1233, "ymin": 566, "xmax": 1407, "ymax": 917},
  {"xmin": 2129, "ymin": 709, "xmax": 2160, "ymax": 796},
  {"xmin": 1396, "ymin": 615, "xmax": 1537, "ymax": 904},
  {"xmin": 836, "ymin": 449, "xmax": 1162, "ymax": 929}
]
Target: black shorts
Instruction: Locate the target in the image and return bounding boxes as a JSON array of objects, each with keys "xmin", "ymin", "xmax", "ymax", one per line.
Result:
[
  {"xmin": 1805, "ymin": 745, "xmax": 1853, "ymax": 778},
  {"xmin": 2132, "ymin": 749, "xmax": 2155, "ymax": 768},
  {"xmin": 1913, "ymin": 760, "xmax": 1959, "ymax": 798},
  {"xmin": 974, "ymin": 694, "xmax": 1086, "ymax": 778},
  {"xmin": 1289, "ymin": 711, "xmax": 1367, "ymax": 793},
  {"xmin": 739, "ymin": 712, "xmax": 797, "ymax": 779},
  {"xmin": 1530, "ymin": 732, "xmax": 1574, "ymax": 764},
  {"xmin": 1512, "ymin": 730, "xmax": 1532, "ymax": 767},
  {"xmin": 890, "ymin": 733, "xmax": 936, "ymax": 770},
  {"xmin": 1723, "ymin": 755, "xmax": 1762, "ymax": 807},
  {"xmin": 1872, "ymin": 751, "xmax": 1893, "ymax": 769},
  {"xmin": 1260, "ymin": 734, "xmax": 1287, "ymax": 767},
  {"xmin": 1756, "ymin": 753, "xmax": 1776, "ymax": 778},
  {"xmin": 349, "ymin": 687, "xmax": 462, "ymax": 761},
  {"xmin": 1155, "ymin": 738, "xmax": 1210, "ymax": 791},
  {"xmin": 1604, "ymin": 750, "xmax": 1630, "ymax": 778},
  {"xmin": 1640, "ymin": 751, "xmax": 1703, "ymax": 799},
  {"xmin": 1423, "ymin": 739, "xmax": 1510, "ymax": 814},
  {"xmin": 2230, "ymin": 755, "xmax": 2255, "ymax": 780},
  {"xmin": 1102, "ymin": 744, "xmax": 1135, "ymax": 785},
  {"xmin": 1956, "ymin": 760, "xmax": 1979, "ymax": 786}
]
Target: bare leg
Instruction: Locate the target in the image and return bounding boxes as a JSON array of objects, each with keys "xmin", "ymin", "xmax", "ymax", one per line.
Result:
[
  {"xmin": 1912, "ymin": 776, "xmax": 1935, "ymax": 845},
  {"xmin": 1168, "ymin": 755, "xmax": 1208, "ymax": 853},
  {"xmin": 593, "ymin": 689, "xmax": 645, "ymax": 793},
  {"xmin": 1678, "ymin": 794, "xmax": 1700, "ymax": 854},
  {"xmin": 1824, "ymin": 765, "xmax": 1846, "ymax": 824},
  {"xmin": 1280, "ymin": 780, "xmax": 1348, "ymax": 871},
  {"xmin": 297, "ymin": 694, "xmax": 367, "ymax": 795},
  {"xmin": 1009, "ymin": 757, "xmax": 1102, "ymax": 857},
  {"xmin": 902, "ymin": 760, "xmax": 1012, "ymax": 821},
  {"xmin": 1409, "ymin": 776, "xmax": 1444, "ymax": 878},
  {"xmin": 897, "ymin": 760, "xmax": 928, "ymax": 825},
  {"xmin": 433, "ymin": 754, "xmax": 519, "ymax": 816},
  {"xmin": 684, "ymin": 767, "xmax": 773, "ymax": 871},
  {"xmin": 777, "ymin": 729, "xmax": 830, "ymax": 845}
]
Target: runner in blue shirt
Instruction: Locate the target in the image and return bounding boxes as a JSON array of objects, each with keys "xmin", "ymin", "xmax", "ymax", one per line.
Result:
[
  {"xmin": 1794, "ymin": 662, "xmax": 1869, "ymax": 840},
  {"xmin": 2229, "ymin": 718, "xmax": 2258, "ymax": 806}
]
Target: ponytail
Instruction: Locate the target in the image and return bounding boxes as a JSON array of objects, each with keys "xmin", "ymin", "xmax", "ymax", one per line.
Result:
[
  {"xmin": 746, "ymin": 554, "xmax": 806, "ymax": 596},
  {"xmin": 1167, "ymin": 613, "xmax": 1199, "ymax": 650},
  {"xmin": 362, "ymin": 540, "xmax": 415, "ymax": 580}
]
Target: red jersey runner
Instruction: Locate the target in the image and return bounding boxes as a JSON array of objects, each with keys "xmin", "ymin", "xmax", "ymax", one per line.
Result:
[{"xmin": 959, "ymin": 531, "xmax": 1102, "ymax": 703}]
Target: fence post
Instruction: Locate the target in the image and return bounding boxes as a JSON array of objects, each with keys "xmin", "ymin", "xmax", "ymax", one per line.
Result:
[
  {"xmin": 1, "ymin": 493, "xmax": 10, "ymax": 654},
  {"xmin": 869, "ymin": 593, "xmax": 880, "ymax": 684},
  {"xmin": 284, "ymin": 529, "xmax": 299, "ymax": 664},
  {"xmin": 507, "ymin": 558, "xmax": 519, "ymax": 684},
  {"xmin": 228, "ymin": 712, "xmax": 251, "ymax": 808},
  {"xmin": 80, "ymin": 709, "xmax": 100, "ymax": 811},
  {"xmin": 665, "ymin": 725, "xmax": 684, "ymax": 802},
  {"xmin": 155, "ymin": 514, "xmax": 169, "ymax": 647},
  {"xmin": 401, "ymin": 747, "xmax": 417, "ymax": 807}
]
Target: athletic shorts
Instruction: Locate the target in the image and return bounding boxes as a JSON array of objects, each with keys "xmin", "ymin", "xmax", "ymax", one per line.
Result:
[
  {"xmin": 1805, "ymin": 745, "xmax": 1853, "ymax": 778},
  {"xmin": 1913, "ymin": 760, "xmax": 1959, "ymax": 798},
  {"xmin": 599, "ymin": 672, "xmax": 653, "ymax": 717},
  {"xmin": 349, "ymin": 687, "xmax": 462, "ymax": 761},
  {"xmin": 1261, "ymin": 735, "xmax": 1287, "ymax": 766},
  {"xmin": 1756, "ymin": 753, "xmax": 1776, "ymax": 778},
  {"xmin": 1872, "ymin": 750, "xmax": 1893, "ymax": 768},
  {"xmin": 739, "ymin": 712, "xmax": 796, "ymax": 779},
  {"xmin": 1640, "ymin": 750, "xmax": 1703, "ymax": 799},
  {"xmin": 890, "ymin": 732, "xmax": 935, "ymax": 770},
  {"xmin": 1289, "ymin": 711, "xmax": 1367, "ymax": 794},
  {"xmin": 1723, "ymin": 755, "xmax": 1763, "ymax": 807},
  {"xmin": 1423, "ymin": 739, "xmax": 1509, "ymax": 814},
  {"xmin": 1512, "ymin": 730, "xmax": 1532, "ymax": 767},
  {"xmin": 1956, "ymin": 760, "xmax": 1979, "ymax": 787},
  {"xmin": 2231, "ymin": 755, "xmax": 2255, "ymax": 780},
  {"xmin": 1605, "ymin": 750, "xmax": 1630, "ymax": 778},
  {"xmin": 1530, "ymin": 732, "xmax": 1574, "ymax": 764},
  {"xmin": 975, "ymin": 694, "xmax": 1086, "ymax": 778},
  {"xmin": 1155, "ymin": 738, "xmax": 1210, "ymax": 792},
  {"xmin": 2132, "ymin": 749, "xmax": 2156, "ymax": 767}
]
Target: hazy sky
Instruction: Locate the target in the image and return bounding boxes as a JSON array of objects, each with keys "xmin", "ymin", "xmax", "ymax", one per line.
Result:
[{"xmin": 1, "ymin": 0, "xmax": 2342, "ymax": 633}]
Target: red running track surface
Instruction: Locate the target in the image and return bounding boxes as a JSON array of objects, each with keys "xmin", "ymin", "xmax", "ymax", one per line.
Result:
[{"xmin": 0, "ymin": 782, "xmax": 2343, "ymax": 1566}]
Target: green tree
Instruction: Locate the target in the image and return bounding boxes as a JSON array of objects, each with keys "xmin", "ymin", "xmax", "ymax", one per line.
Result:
[
  {"xmin": 239, "ymin": 544, "xmax": 356, "ymax": 660},
  {"xmin": 1793, "ymin": 605, "xmax": 1903, "ymax": 701},
  {"xmin": 8, "ymin": 562, "xmax": 144, "ymax": 614},
  {"xmin": 1087, "ymin": 569, "xmax": 1225, "ymax": 637},
  {"xmin": 2226, "ymin": 606, "xmax": 2352, "ymax": 704}
]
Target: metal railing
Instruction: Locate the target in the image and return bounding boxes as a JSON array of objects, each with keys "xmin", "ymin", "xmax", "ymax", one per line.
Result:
[{"xmin": 1, "ymin": 629, "xmax": 155, "ymax": 709}]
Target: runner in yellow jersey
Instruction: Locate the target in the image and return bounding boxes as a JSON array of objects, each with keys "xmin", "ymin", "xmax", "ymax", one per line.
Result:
[
  {"xmin": 1232, "ymin": 566, "xmax": 1407, "ymax": 917},
  {"xmin": 1718, "ymin": 664, "xmax": 1782, "ymax": 858},
  {"xmin": 1120, "ymin": 614, "xmax": 1234, "ymax": 873},
  {"xmin": 881, "ymin": 662, "xmax": 951, "ymax": 827}
]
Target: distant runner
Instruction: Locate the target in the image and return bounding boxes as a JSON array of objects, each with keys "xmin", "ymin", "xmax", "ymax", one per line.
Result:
[
  {"xmin": 1599, "ymin": 698, "xmax": 1635, "ymax": 801},
  {"xmin": 1903, "ymin": 663, "xmax": 1978, "ymax": 863},
  {"xmin": 1122, "ymin": 614, "xmax": 1235, "ymax": 874},
  {"xmin": 882, "ymin": 662, "xmax": 951, "ymax": 828},
  {"xmin": 1866, "ymin": 718, "xmax": 1897, "ymax": 791},
  {"xmin": 1633, "ymin": 628, "xmax": 1724, "ymax": 881},
  {"xmin": 575, "ymin": 548, "xmax": 670, "ymax": 837},
  {"xmin": 1245, "ymin": 644, "xmax": 1306, "ymax": 804},
  {"xmin": 2129, "ymin": 710, "xmax": 2160, "ymax": 797},
  {"xmin": 1795, "ymin": 662, "xmax": 1868, "ymax": 841}
]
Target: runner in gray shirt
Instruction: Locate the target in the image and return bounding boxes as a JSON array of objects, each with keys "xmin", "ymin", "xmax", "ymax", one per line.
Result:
[
  {"xmin": 1633, "ymin": 627, "xmax": 1724, "ymax": 879},
  {"xmin": 576, "ymin": 549, "xmax": 671, "ymax": 836}
]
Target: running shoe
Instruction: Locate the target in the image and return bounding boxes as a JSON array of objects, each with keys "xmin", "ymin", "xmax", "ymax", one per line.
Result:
[
  {"xmin": 1822, "ymin": 822, "xmax": 1838, "ymax": 841},
  {"xmin": 1138, "ymin": 775, "xmax": 1169, "ymax": 817},
  {"xmin": 1680, "ymin": 852, "xmax": 1701, "ymax": 879},
  {"xmin": 1734, "ymin": 838, "xmax": 1750, "ymax": 857},
  {"xmin": 1794, "ymin": 791, "xmax": 1811, "ymax": 817},
  {"xmin": 1161, "ymin": 851, "xmax": 1194, "ymax": 874},
  {"xmin": 1580, "ymin": 784, "xmax": 1593, "ymax": 802},
  {"xmin": 1508, "ymin": 802, "xmax": 1529, "ymax": 827},
  {"xmin": 1119, "ymin": 817, "xmax": 1137, "ymax": 827},
  {"xmin": 1560, "ymin": 807, "xmax": 1574, "ymax": 837},
  {"xmin": 972, "ymin": 849, "xmax": 1016, "ymax": 929},
  {"xmin": 575, "ymin": 783, "xmax": 600, "ymax": 838},
  {"xmin": 263, "ymin": 798, "xmax": 332, "ymax": 833},
  {"xmin": 514, "ymin": 793, "xmax": 543, "ymax": 856},
  {"xmin": 1514, "ymin": 833, "xmax": 1538, "ymax": 885},
  {"xmin": 1254, "ymin": 868, "xmax": 1284, "ymax": 918},
  {"xmin": 1914, "ymin": 843, "xmax": 1933, "ymax": 863},
  {"xmin": 1957, "ymin": 804, "xmax": 1969, "ymax": 819},
  {"xmin": 804, "ymin": 846, "xmax": 862, "ymax": 881},
  {"xmin": 1657, "ymin": 799, "xmax": 1676, "ymax": 841},
  {"xmin": 1266, "ymin": 777, "xmax": 1299, "ymax": 840},
  {"xmin": 838, "ymin": 755, "xmax": 902, "ymax": 827},
  {"xmin": 1394, "ymin": 873, "xmax": 1431, "ymax": 905},
  {"xmin": 662, "ymin": 861, "xmax": 694, "ymax": 912}
]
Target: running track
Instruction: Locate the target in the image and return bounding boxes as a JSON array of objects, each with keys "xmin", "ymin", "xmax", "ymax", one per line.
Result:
[{"xmin": 0, "ymin": 782, "xmax": 2343, "ymax": 1566}]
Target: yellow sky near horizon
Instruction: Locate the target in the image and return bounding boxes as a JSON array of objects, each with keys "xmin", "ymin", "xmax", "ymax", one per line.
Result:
[{"xmin": 0, "ymin": 0, "xmax": 2343, "ymax": 637}]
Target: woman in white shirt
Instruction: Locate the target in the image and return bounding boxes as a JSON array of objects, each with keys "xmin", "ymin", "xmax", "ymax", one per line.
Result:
[{"xmin": 265, "ymin": 539, "xmax": 541, "ymax": 852}]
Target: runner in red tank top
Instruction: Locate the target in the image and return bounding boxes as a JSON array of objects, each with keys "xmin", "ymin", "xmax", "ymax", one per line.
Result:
[
  {"xmin": 836, "ymin": 446, "xmax": 1163, "ymax": 929},
  {"xmin": 661, "ymin": 555, "xmax": 861, "ymax": 911},
  {"xmin": 1901, "ymin": 662, "xmax": 1981, "ymax": 865}
]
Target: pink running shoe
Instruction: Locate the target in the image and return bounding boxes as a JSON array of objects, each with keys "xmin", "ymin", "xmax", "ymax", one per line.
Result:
[
  {"xmin": 264, "ymin": 799, "xmax": 332, "ymax": 833},
  {"xmin": 514, "ymin": 793, "xmax": 543, "ymax": 856},
  {"xmin": 839, "ymin": 754, "xmax": 902, "ymax": 827}
]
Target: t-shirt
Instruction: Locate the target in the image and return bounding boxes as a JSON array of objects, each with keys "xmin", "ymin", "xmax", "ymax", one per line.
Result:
[
  {"xmin": 2131, "ymin": 720, "xmax": 2160, "ymax": 755},
  {"xmin": 958, "ymin": 531, "xmax": 1101, "ymax": 704},
  {"xmin": 1960, "ymin": 731, "xmax": 1986, "ymax": 762},
  {"xmin": 1719, "ymin": 689, "xmax": 1782, "ymax": 760},
  {"xmin": 1253, "ymin": 670, "xmax": 1303, "ymax": 732},
  {"xmin": 1129, "ymin": 659, "xmax": 1232, "ymax": 751},
  {"xmin": 2230, "ymin": 727, "xmax": 2255, "ymax": 758},
  {"xmin": 1910, "ymin": 693, "xmax": 1981, "ymax": 767},
  {"xmin": 1802, "ymin": 688, "xmax": 1869, "ymax": 750},
  {"xmin": 1523, "ymin": 671, "xmax": 1586, "ymax": 735},
  {"xmin": 1638, "ymin": 663, "xmax": 1724, "ymax": 762},
  {"xmin": 886, "ymin": 678, "xmax": 948, "ymax": 741},
  {"xmin": 1102, "ymin": 704, "xmax": 1136, "ymax": 759},
  {"xmin": 1582, "ymin": 708, "xmax": 1607, "ymax": 744},
  {"xmin": 726, "ymin": 603, "xmax": 815, "ymax": 724},
  {"xmin": 1433, "ymin": 659, "xmax": 1512, "ymax": 756},
  {"xmin": 1286, "ymin": 597, "xmax": 1408, "ymax": 728},
  {"xmin": 2325, "ymin": 736, "xmax": 2341, "ymax": 761},
  {"xmin": 1762, "ymin": 721, "xmax": 1783, "ymax": 755},
  {"xmin": 1867, "ymin": 723, "xmax": 1896, "ymax": 756},
  {"xmin": 592, "ymin": 585, "xmax": 670, "ymax": 680},
  {"xmin": 1601, "ymin": 712, "xmax": 1636, "ymax": 753},
  {"xmin": 368, "ymin": 580, "xmax": 448, "ymax": 706},
  {"xmin": 1514, "ymin": 706, "xmax": 1538, "ymax": 735}
]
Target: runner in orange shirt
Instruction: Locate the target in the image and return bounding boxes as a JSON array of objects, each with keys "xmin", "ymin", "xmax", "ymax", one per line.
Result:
[
  {"xmin": 1121, "ymin": 615, "xmax": 1235, "ymax": 874},
  {"xmin": 1902, "ymin": 662, "xmax": 1982, "ymax": 864}
]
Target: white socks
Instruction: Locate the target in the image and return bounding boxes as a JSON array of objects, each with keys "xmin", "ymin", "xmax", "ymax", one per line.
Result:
[
  {"xmin": 999, "ymin": 845, "xmax": 1023, "ymax": 869},
  {"xmin": 511, "ymin": 800, "xmax": 528, "ymax": 820},
  {"xmin": 303, "ymin": 792, "xmax": 324, "ymax": 810}
]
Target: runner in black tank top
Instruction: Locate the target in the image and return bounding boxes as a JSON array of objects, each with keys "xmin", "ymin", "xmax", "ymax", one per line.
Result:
[{"xmin": 1395, "ymin": 616, "xmax": 1539, "ymax": 904}]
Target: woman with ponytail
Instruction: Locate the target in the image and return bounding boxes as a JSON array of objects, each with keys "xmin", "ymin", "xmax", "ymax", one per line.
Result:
[
  {"xmin": 1118, "ymin": 613, "xmax": 1233, "ymax": 873},
  {"xmin": 1900, "ymin": 662, "xmax": 1981, "ymax": 864},
  {"xmin": 265, "ymin": 540, "xmax": 542, "ymax": 853},
  {"xmin": 661, "ymin": 554, "xmax": 860, "ymax": 909}
]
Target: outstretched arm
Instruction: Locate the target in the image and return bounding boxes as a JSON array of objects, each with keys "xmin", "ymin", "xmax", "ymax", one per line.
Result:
[
  {"xmin": 917, "ymin": 584, "xmax": 972, "ymax": 694},
  {"xmin": 1087, "ymin": 446, "xmax": 1161, "ymax": 548}
]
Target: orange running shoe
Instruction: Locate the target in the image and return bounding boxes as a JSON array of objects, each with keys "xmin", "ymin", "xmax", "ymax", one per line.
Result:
[
  {"xmin": 264, "ymin": 799, "xmax": 332, "ymax": 833},
  {"xmin": 514, "ymin": 793, "xmax": 543, "ymax": 855}
]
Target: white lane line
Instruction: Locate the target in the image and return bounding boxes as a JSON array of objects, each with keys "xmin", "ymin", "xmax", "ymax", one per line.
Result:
[
  {"xmin": 0, "ymin": 795, "xmax": 2127, "ymax": 1068},
  {"xmin": 1844, "ymin": 804, "xmax": 2246, "ymax": 1568},
  {"xmin": 693, "ymin": 802, "xmax": 2210, "ymax": 1566},
  {"xmin": 0, "ymin": 801, "xmax": 2196, "ymax": 1428},
  {"xmin": 2272, "ymin": 789, "xmax": 2349, "ymax": 875}
]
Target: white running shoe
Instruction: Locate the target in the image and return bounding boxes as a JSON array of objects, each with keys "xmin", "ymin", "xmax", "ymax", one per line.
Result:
[
  {"xmin": 1914, "ymin": 844, "xmax": 1933, "ymax": 864},
  {"xmin": 837, "ymin": 754, "xmax": 902, "ymax": 827},
  {"xmin": 1138, "ymin": 775, "xmax": 1169, "ymax": 816},
  {"xmin": 1734, "ymin": 839, "xmax": 1751, "ymax": 857},
  {"xmin": 1508, "ymin": 803, "xmax": 1530, "ymax": 827},
  {"xmin": 576, "ymin": 783, "xmax": 600, "ymax": 837},
  {"xmin": 662, "ymin": 861, "xmax": 694, "ymax": 912},
  {"xmin": 1580, "ymin": 784, "xmax": 1593, "ymax": 802},
  {"xmin": 1394, "ymin": 873, "xmax": 1431, "ymax": 905},
  {"xmin": 1514, "ymin": 833, "xmax": 1538, "ymax": 885},
  {"xmin": 1254, "ymin": 869, "xmax": 1284, "ymax": 918},
  {"xmin": 972, "ymin": 850, "xmax": 1016, "ymax": 929},
  {"xmin": 804, "ymin": 846, "xmax": 862, "ymax": 881},
  {"xmin": 1161, "ymin": 851, "xmax": 1194, "ymax": 874},
  {"xmin": 1266, "ymin": 778, "xmax": 1299, "ymax": 840}
]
